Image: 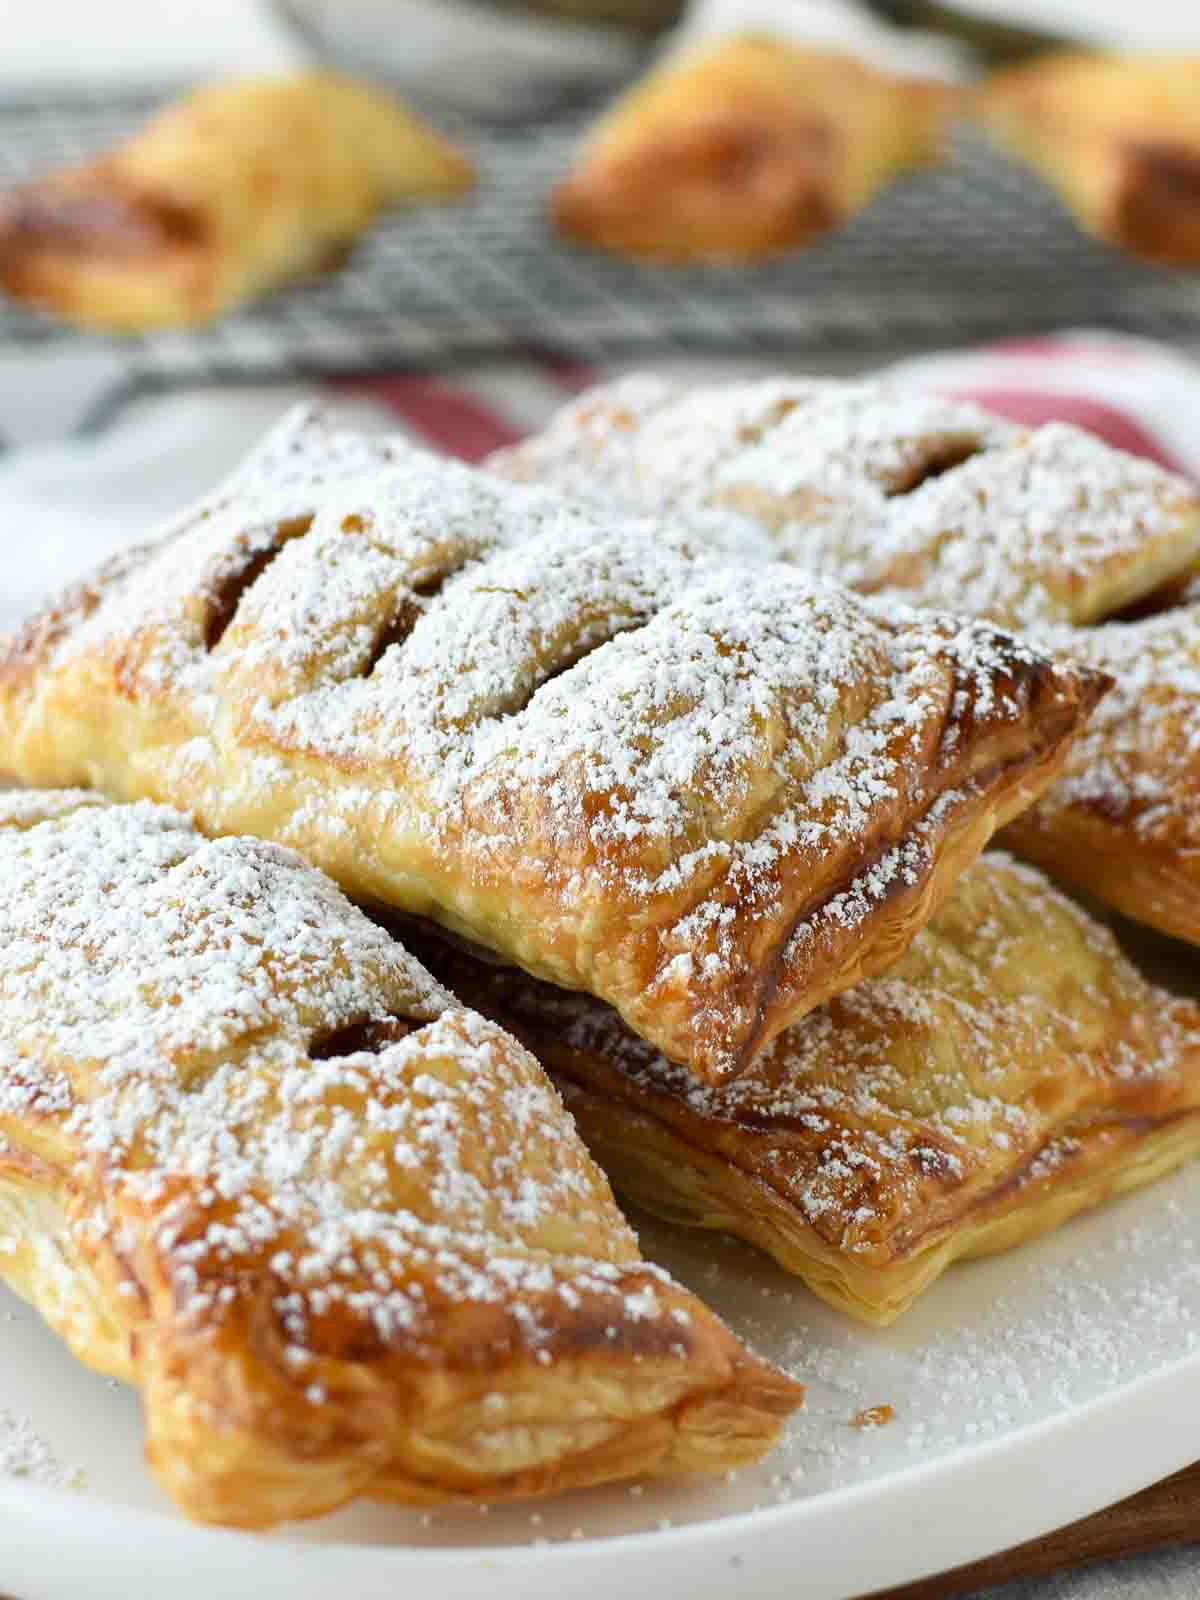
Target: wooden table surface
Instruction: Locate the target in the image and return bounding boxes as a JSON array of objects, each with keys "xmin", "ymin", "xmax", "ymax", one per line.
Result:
[{"xmin": 869, "ymin": 1462, "xmax": 1200, "ymax": 1598}]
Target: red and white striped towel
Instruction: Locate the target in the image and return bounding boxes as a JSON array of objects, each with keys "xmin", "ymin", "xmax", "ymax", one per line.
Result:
[{"xmin": 342, "ymin": 333, "xmax": 1200, "ymax": 480}]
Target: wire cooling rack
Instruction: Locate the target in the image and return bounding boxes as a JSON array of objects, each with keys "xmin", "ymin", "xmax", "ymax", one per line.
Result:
[{"xmin": 2, "ymin": 85, "xmax": 1200, "ymax": 391}]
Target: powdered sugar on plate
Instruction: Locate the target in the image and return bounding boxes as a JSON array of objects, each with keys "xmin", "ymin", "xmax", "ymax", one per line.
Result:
[
  {"xmin": 0, "ymin": 1408, "xmax": 82, "ymax": 1491},
  {"xmin": 9, "ymin": 1152, "xmax": 1195, "ymax": 1546}
]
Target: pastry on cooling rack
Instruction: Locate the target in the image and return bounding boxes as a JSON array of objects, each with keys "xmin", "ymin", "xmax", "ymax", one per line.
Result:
[
  {"xmin": 0, "ymin": 789, "xmax": 801, "ymax": 1526},
  {"xmin": 408, "ymin": 853, "xmax": 1200, "ymax": 1326},
  {"xmin": 492, "ymin": 373, "xmax": 1200, "ymax": 629},
  {"xmin": 976, "ymin": 53, "xmax": 1200, "ymax": 266},
  {"xmin": 0, "ymin": 73, "xmax": 473, "ymax": 332},
  {"xmin": 494, "ymin": 371, "xmax": 1200, "ymax": 947},
  {"xmin": 551, "ymin": 32, "xmax": 951, "ymax": 262},
  {"xmin": 0, "ymin": 408, "xmax": 1106, "ymax": 1087}
]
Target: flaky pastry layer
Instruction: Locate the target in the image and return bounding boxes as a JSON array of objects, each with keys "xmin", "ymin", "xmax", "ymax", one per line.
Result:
[
  {"xmin": 0, "ymin": 73, "xmax": 472, "ymax": 330},
  {"xmin": 0, "ymin": 408, "xmax": 1105, "ymax": 1085},
  {"xmin": 0, "ymin": 790, "xmax": 801, "ymax": 1526},
  {"xmin": 408, "ymin": 854, "xmax": 1200, "ymax": 1325}
]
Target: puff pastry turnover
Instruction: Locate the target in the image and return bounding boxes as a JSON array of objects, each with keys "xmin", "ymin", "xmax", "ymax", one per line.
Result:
[
  {"xmin": 408, "ymin": 854, "xmax": 1200, "ymax": 1325},
  {"xmin": 977, "ymin": 54, "xmax": 1200, "ymax": 266},
  {"xmin": 495, "ymin": 372, "xmax": 1200, "ymax": 945},
  {"xmin": 552, "ymin": 33, "xmax": 951, "ymax": 261},
  {"xmin": 0, "ymin": 790, "xmax": 801, "ymax": 1525},
  {"xmin": 0, "ymin": 409, "xmax": 1107, "ymax": 1086},
  {"xmin": 0, "ymin": 73, "xmax": 473, "ymax": 330},
  {"xmin": 493, "ymin": 372, "xmax": 1200, "ymax": 629}
]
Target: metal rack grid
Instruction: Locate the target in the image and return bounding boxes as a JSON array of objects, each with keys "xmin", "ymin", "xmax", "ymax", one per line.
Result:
[{"xmin": 2, "ymin": 86, "xmax": 1200, "ymax": 392}]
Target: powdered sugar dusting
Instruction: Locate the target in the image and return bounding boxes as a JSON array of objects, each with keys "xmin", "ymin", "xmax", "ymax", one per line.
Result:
[
  {"xmin": 493, "ymin": 376, "xmax": 1199, "ymax": 628},
  {"xmin": 0, "ymin": 406, "xmax": 1089, "ymax": 1078},
  {"xmin": 427, "ymin": 851, "xmax": 1200, "ymax": 1265},
  {"xmin": 493, "ymin": 373, "xmax": 1008, "ymax": 514},
  {"xmin": 0, "ymin": 796, "xmax": 714, "ymax": 1361},
  {"xmin": 1026, "ymin": 604, "xmax": 1200, "ymax": 841},
  {"xmin": 853, "ymin": 424, "xmax": 1196, "ymax": 627},
  {"xmin": 0, "ymin": 1409, "xmax": 82, "ymax": 1491}
]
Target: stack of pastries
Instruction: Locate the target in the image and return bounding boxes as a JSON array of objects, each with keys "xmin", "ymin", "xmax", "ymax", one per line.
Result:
[{"xmin": 3, "ymin": 390, "xmax": 1200, "ymax": 1527}]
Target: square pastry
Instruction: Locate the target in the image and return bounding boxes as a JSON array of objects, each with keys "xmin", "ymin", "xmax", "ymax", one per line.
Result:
[
  {"xmin": 0, "ymin": 74, "xmax": 472, "ymax": 330},
  {"xmin": 0, "ymin": 409, "xmax": 1105, "ymax": 1084},
  {"xmin": 492, "ymin": 373, "xmax": 1200, "ymax": 629},
  {"xmin": 0, "ymin": 790, "xmax": 801, "ymax": 1526},
  {"xmin": 1008, "ymin": 600, "xmax": 1200, "ymax": 947},
  {"xmin": 409, "ymin": 854, "xmax": 1200, "ymax": 1326},
  {"xmin": 977, "ymin": 53, "xmax": 1200, "ymax": 267},
  {"xmin": 495, "ymin": 374, "xmax": 1200, "ymax": 949}
]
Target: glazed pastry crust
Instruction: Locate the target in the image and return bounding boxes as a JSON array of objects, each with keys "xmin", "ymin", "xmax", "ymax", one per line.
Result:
[
  {"xmin": 408, "ymin": 855, "xmax": 1200, "ymax": 1325},
  {"xmin": 552, "ymin": 33, "xmax": 951, "ymax": 262},
  {"xmin": 0, "ymin": 73, "xmax": 473, "ymax": 330},
  {"xmin": 493, "ymin": 373, "xmax": 1200, "ymax": 629},
  {"xmin": 977, "ymin": 54, "xmax": 1200, "ymax": 266},
  {"xmin": 0, "ymin": 791, "xmax": 801, "ymax": 1526},
  {"xmin": 0, "ymin": 409, "xmax": 1107, "ymax": 1085}
]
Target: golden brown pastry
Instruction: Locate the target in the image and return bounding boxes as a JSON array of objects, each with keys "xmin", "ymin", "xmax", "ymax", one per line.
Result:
[
  {"xmin": 0, "ymin": 789, "xmax": 801, "ymax": 1526},
  {"xmin": 0, "ymin": 408, "xmax": 1106, "ymax": 1087},
  {"xmin": 408, "ymin": 854, "xmax": 1200, "ymax": 1325},
  {"xmin": 493, "ymin": 373, "xmax": 1200, "ymax": 629},
  {"xmin": 977, "ymin": 54, "xmax": 1200, "ymax": 266},
  {"xmin": 1004, "ymin": 603, "xmax": 1200, "ymax": 946},
  {"xmin": 496, "ymin": 372, "xmax": 1200, "ymax": 946},
  {"xmin": 0, "ymin": 74, "xmax": 473, "ymax": 331},
  {"xmin": 552, "ymin": 33, "xmax": 951, "ymax": 261}
]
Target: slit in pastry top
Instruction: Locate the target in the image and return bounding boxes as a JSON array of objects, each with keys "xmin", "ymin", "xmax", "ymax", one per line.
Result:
[
  {"xmin": 491, "ymin": 372, "xmax": 1200, "ymax": 630},
  {"xmin": 0, "ymin": 407, "xmax": 1109, "ymax": 1085},
  {"xmin": 491, "ymin": 372, "xmax": 1200, "ymax": 956}
]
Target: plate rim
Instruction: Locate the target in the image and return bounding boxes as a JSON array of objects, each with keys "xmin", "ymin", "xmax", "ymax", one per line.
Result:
[{"xmin": 1, "ymin": 1341, "xmax": 1198, "ymax": 1599}]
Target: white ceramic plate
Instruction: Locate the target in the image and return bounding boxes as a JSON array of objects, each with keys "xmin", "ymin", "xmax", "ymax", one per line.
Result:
[{"xmin": 3, "ymin": 1152, "xmax": 1200, "ymax": 1600}]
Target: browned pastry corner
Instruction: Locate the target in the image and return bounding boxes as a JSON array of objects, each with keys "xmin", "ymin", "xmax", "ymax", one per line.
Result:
[
  {"xmin": 0, "ymin": 73, "xmax": 473, "ymax": 331},
  {"xmin": 0, "ymin": 789, "xmax": 801, "ymax": 1527},
  {"xmin": 551, "ymin": 32, "xmax": 952, "ymax": 262},
  {"xmin": 1004, "ymin": 600, "xmax": 1200, "ymax": 947},
  {"xmin": 976, "ymin": 53, "xmax": 1200, "ymax": 265},
  {"xmin": 0, "ymin": 407, "xmax": 1106, "ymax": 1087},
  {"xmin": 407, "ymin": 853, "xmax": 1200, "ymax": 1326}
]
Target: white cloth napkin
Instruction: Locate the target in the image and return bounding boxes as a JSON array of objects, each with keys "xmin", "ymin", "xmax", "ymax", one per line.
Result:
[{"xmin": 0, "ymin": 0, "xmax": 302, "ymax": 85}]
